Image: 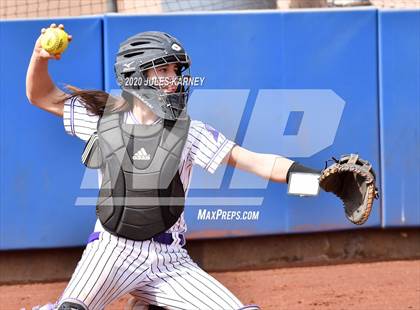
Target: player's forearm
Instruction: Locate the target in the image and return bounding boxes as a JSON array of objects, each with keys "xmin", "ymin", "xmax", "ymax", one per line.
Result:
[
  {"xmin": 25, "ymin": 51, "xmax": 57, "ymax": 104},
  {"xmin": 227, "ymin": 146, "xmax": 294, "ymax": 183},
  {"xmin": 255, "ymin": 153, "xmax": 294, "ymax": 183}
]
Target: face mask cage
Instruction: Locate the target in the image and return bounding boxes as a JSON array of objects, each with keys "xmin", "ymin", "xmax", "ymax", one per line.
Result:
[{"xmin": 137, "ymin": 53, "xmax": 191, "ymax": 120}]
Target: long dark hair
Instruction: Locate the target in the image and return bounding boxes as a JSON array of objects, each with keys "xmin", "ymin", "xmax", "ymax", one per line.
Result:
[{"xmin": 62, "ymin": 85, "xmax": 133, "ymax": 116}]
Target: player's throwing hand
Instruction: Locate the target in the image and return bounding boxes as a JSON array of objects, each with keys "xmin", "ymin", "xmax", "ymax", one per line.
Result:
[{"xmin": 34, "ymin": 23, "xmax": 72, "ymax": 60}]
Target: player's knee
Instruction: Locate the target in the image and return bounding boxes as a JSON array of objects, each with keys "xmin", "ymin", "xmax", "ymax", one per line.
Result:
[
  {"xmin": 57, "ymin": 299, "xmax": 88, "ymax": 310},
  {"xmin": 237, "ymin": 305, "xmax": 261, "ymax": 310}
]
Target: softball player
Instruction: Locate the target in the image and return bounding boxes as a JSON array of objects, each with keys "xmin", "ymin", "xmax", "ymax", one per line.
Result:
[{"xmin": 27, "ymin": 24, "xmax": 316, "ymax": 310}]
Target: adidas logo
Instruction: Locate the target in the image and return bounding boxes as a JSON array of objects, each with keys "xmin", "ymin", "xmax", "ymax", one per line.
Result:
[{"xmin": 132, "ymin": 147, "xmax": 151, "ymax": 161}]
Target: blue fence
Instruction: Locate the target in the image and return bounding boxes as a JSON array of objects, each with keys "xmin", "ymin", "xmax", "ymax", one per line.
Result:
[
  {"xmin": 378, "ymin": 10, "xmax": 420, "ymax": 227},
  {"xmin": 0, "ymin": 17, "xmax": 103, "ymax": 249},
  {"xmin": 0, "ymin": 9, "xmax": 418, "ymax": 249}
]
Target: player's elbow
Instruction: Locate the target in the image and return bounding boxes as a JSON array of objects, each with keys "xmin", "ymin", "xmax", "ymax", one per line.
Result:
[
  {"xmin": 27, "ymin": 85, "xmax": 63, "ymax": 105},
  {"xmin": 26, "ymin": 78, "xmax": 40, "ymax": 106},
  {"xmin": 26, "ymin": 93, "xmax": 47, "ymax": 108},
  {"xmin": 26, "ymin": 81, "xmax": 55, "ymax": 106},
  {"xmin": 26, "ymin": 84, "xmax": 45, "ymax": 106},
  {"xmin": 26, "ymin": 93, "xmax": 40, "ymax": 108},
  {"xmin": 26, "ymin": 90, "xmax": 39, "ymax": 106}
]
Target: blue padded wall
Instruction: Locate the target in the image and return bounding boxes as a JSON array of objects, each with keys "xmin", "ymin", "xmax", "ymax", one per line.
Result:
[
  {"xmin": 275, "ymin": 9, "xmax": 381, "ymax": 234},
  {"xmin": 2, "ymin": 9, "xmax": 419, "ymax": 249},
  {"xmin": 0, "ymin": 17, "xmax": 103, "ymax": 249},
  {"xmin": 378, "ymin": 10, "xmax": 420, "ymax": 227}
]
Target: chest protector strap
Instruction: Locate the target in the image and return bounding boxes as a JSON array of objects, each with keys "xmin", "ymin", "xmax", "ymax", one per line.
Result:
[{"xmin": 92, "ymin": 112, "xmax": 190, "ymax": 241}]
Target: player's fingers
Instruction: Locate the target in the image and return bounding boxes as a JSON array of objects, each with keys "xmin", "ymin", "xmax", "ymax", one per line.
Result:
[
  {"xmin": 54, "ymin": 54, "xmax": 61, "ymax": 60},
  {"xmin": 58, "ymin": 24, "xmax": 64, "ymax": 29},
  {"xmin": 68, "ymin": 35, "xmax": 72, "ymax": 42},
  {"xmin": 41, "ymin": 28, "xmax": 46, "ymax": 34},
  {"xmin": 50, "ymin": 23, "xmax": 57, "ymax": 28},
  {"xmin": 38, "ymin": 48, "xmax": 54, "ymax": 59}
]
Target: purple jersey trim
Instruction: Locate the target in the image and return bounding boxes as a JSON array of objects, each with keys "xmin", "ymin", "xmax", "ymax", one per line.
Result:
[
  {"xmin": 205, "ymin": 124, "xmax": 220, "ymax": 142},
  {"xmin": 87, "ymin": 231, "xmax": 100, "ymax": 244},
  {"xmin": 87, "ymin": 231, "xmax": 185, "ymax": 246},
  {"xmin": 70, "ymin": 97, "xmax": 76, "ymax": 135},
  {"xmin": 238, "ymin": 305, "xmax": 261, "ymax": 310},
  {"xmin": 153, "ymin": 232, "xmax": 185, "ymax": 246}
]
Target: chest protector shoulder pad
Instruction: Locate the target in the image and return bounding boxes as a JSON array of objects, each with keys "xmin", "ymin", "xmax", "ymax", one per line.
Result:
[{"xmin": 87, "ymin": 112, "xmax": 190, "ymax": 241}]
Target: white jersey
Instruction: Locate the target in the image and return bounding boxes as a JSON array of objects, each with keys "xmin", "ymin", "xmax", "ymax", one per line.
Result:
[
  {"xmin": 45, "ymin": 96, "xmax": 248, "ymax": 310},
  {"xmin": 63, "ymin": 96, "xmax": 236, "ymax": 235}
]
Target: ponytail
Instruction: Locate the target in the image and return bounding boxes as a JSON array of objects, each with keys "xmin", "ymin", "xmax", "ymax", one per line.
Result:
[{"xmin": 60, "ymin": 85, "xmax": 133, "ymax": 116}]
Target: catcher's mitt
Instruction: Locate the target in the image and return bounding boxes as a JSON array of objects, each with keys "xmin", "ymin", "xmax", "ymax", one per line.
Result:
[{"xmin": 319, "ymin": 154, "xmax": 379, "ymax": 225}]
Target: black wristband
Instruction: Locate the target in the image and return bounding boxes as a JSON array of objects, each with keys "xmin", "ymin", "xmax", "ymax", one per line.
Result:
[{"xmin": 286, "ymin": 162, "xmax": 321, "ymax": 184}]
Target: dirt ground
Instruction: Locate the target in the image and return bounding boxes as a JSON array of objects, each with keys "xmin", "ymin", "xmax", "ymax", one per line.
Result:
[{"xmin": 1, "ymin": 260, "xmax": 419, "ymax": 310}]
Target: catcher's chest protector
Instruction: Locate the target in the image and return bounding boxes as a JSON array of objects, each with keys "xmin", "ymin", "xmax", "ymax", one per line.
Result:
[{"xmin": 93, "ymin": 112, "xmax": 190, "ymax": 241}]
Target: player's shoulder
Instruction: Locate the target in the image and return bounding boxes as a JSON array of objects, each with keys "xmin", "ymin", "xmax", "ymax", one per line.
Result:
[
  {"xmin": 65, "ymin": 95, "xmax": 99, "ymax": 119},
  {"xmin": 188, "ymin": 119, "xmax": 225, "ymax": 144},
  {"xmin": 63, "ymin": 95, "xmax": 101, "ymax": 141},
  {"xmin": 189, "ymin": 119, "xmax": 218, "ymax": 132},
  {"xmin": 188, "ymin": 119, "xmax": 213, "ymax": 137},
  {"xmin": 186, "ymin": 119, "xmax": 201, "ymax": 143},
  {"xmin": 189, "ymin": 119, "xmax": 206, "ymax": 131}
]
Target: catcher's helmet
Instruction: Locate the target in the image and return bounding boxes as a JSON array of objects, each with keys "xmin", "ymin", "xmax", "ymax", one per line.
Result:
[{"xmin": 114, "ymin": 31, "xmax": 191, "ymax": 120}]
